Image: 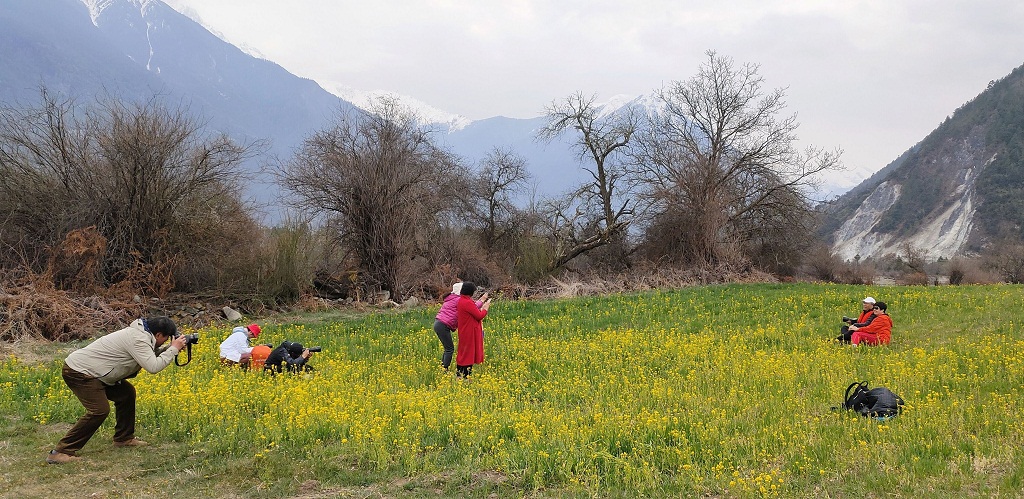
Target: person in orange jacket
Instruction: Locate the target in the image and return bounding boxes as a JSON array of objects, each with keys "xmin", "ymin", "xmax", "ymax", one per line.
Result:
[
  {"xmin": 249, "ymin": 344, "xmax": 272, "ymax": 370},
  {"xmin": 850, "ymin": 301, "xmax": 892, "ymax": 346}
]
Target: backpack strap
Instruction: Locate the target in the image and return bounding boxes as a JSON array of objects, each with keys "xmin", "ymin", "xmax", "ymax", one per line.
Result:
[{"xmin": 844, "ymin": 381, "xmax": 868, "ymax": 409}]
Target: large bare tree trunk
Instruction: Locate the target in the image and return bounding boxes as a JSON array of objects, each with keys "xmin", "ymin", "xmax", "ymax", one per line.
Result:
[
  {"xmin": 634, "ymin": 51, "xmax": 841, "ymax": 266},
  {"xmin": 538, "ymin": 92, "xmax": 638, "ymax": 271}
]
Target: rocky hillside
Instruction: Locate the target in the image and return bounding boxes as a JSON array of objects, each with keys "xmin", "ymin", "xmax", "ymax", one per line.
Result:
[{"xmin": 821, "ymin": 62, "xmax": 1024, "ymax": 260}]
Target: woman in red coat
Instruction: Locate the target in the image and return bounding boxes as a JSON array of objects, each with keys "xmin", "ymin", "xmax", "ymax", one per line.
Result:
[
  {"xmin": 455, "ymin": 281, "xmax": 492, "ymax": 378},
  {"xmin": 850, "ymin": 301, "xmax": 892, "ymax": 346}
]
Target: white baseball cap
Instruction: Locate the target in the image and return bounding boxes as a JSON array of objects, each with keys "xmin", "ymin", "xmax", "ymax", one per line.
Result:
[{"xmin": 862, "ymin": 297, "xmax": 876, "ymax": 304}]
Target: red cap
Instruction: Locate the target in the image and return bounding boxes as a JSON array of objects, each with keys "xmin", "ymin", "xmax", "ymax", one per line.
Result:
[{"xmin": 247, "ymin": 324, "xmax": 261, "ymax": 338}]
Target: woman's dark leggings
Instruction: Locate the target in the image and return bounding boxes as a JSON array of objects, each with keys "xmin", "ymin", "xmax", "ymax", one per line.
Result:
[
  {"xmin": 456, "ymin": 364, "xmax": 473, "ymax": 378},
  {"xmin": 433, "ymin": 320, "xmax": 455, "ymax": 369}
]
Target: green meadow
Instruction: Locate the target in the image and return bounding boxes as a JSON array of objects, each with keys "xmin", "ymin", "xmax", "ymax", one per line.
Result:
[{"xmin": 2, "ymin": 283, "xmax": 1022, "ymax": 497}]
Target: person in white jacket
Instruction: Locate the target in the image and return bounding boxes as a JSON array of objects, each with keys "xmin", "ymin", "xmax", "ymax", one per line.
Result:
[
  {"xmin": 47, "ymin": 316, "xmax": 185, "ymax": 464},
  {"xmin": 219, "ymin": 323, "xmax": 262, "ymax": 367}
]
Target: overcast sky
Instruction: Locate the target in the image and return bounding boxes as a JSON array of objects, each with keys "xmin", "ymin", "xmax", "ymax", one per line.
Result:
[{"xmin": 165, "ymin": 0, "xmax": 1024, "ymax": 190}]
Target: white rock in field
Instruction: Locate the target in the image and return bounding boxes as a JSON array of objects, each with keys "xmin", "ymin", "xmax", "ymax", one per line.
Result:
[{"xmin": 222, "ymin": 306, "xmax": 242, "ymax": 321}]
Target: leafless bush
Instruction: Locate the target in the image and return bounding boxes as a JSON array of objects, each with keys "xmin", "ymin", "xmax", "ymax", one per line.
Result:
[
  {"xmin": 802, "ymin": 245, "xmax": 844, "ymax": 282},
  {"xmin": 798, "ymin": 244, "xmax": 873, "ymax": 284},
  {"xmin": 926, "ymin": 255, "xmax": 997, "ymax": 285},
  {"xmin": 899, "ymin": 272, "xmax": 930, "ymax": 286},
  {"xmin": 205, "ymin": 218, "xmax": 324, "ymax": 304},
  {"xmin": 982, "ymin": 240, "xmax": 1024, "ymax": 283},
  {"xmin": 0, "ymin": 90, "xmax": 261, "ymax": 294},
  {"xmin": 406, "ymin": 235, "xmax": 511, "ymax": 300},
  {"xmin": 898, "ymin": 243, "xmax": 929, "ymax": 275},
  {"xmin": 278, "ymin": 97, "xmax": 458, "ymax": 301},
  {"xmin": 946, "ymin": 257, "xmax": 1001, "ymax": 284},
  {"xmin": 512, "ymin": 235, "xmax": 555, "ymax": 284},
  {"xmin": 839, "ymin": 260, "xmax": 874, "ymax": 285}
]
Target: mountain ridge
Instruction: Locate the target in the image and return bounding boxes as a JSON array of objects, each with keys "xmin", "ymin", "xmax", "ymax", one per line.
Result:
[{"xmin": 823, "ymin": 63, "xmax": 1024, "ymax": 260}]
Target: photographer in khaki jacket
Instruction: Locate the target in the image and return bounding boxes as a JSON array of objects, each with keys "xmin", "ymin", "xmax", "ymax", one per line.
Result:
[{"xmin": 46, "ymin": 317, "xmax": 186, "ymax": 464}]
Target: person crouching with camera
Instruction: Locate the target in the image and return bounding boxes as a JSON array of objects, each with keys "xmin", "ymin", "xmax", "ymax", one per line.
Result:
[
  {"xmin": 46, "ymin": 316, "xmax": 186, "ymax": 464},
  {"xmin": 219, "ymin": 323, "xmax": 262, "ymax": 368},
  {"xmin": 263, "ymin": 340, "xmax": 317, "ymax": 374}
]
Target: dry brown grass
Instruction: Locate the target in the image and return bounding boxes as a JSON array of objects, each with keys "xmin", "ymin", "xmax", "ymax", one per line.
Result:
[
  {"xmin": 0, "ymin": 272, "xmax": 141, "ymax": 342},
  {"xmin": 0, "ymin": 226, "xmax": 180, "ymax": 341},
  {"xmin": 47, "ymin": 226, "xmax": 107, "ymax": 294},
  {"xmin": 0, "ymin": 226, "xmax": 198, "ymax": 341}
]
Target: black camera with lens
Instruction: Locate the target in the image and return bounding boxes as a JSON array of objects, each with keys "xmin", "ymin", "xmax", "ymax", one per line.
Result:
[
  {"xmin": 842, "ymin": 316, "xmax": 854, "ymax": 324},
  {"xmin": 173, "ymin": 332, "xmax": 200, "ymax": 366},
  {"xmin": 307, "ymin": 346, "xmax": 322, "ymax": 353}
]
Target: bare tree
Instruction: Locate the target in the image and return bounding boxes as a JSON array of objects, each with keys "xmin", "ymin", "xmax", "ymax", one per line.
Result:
[
  {"xmin": 538, "ymin": 92, "xmax": 638, "ymax": 270},
  {"xmin": 0, "ymin": 90, "xmax": 257, "ymax": 293},
  {"xmin": 634, "ymin": 51, "xmax": 841, "ymax": 265},
  {"xmin": 467, "ymin": 147, "xmax": 530, "ymax": 251},
  {"xmin": 0, "ymin": 91, "xmax": 88, "ymax": 263},
  {"xmin": 90, "ymin": 98, "xmax": 257, "ymax": 284},
  {"xmin": 277, "ymin": 97, "xmax": 457, "ymax": 300}
]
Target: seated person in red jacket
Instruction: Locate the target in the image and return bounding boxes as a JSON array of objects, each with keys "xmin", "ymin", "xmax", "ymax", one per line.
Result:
[
  {"xmin": 849, "ymin": 302, "xmax": 892, "ymax": 346},
  {"xmin": 837, "ymin": 296, "xmax": 876, "ymax": 343}
]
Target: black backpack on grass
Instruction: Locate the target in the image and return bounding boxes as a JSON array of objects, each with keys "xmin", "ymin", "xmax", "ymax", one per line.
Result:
[{"xmin": 841, "ymin": 381, "xmax": 905, "ymax": 419}]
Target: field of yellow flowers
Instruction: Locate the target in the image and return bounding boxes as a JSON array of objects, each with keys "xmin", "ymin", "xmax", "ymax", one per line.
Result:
[{"xmin": 2, "ymin": 283, "xmax": 1023, "ymax": 497}]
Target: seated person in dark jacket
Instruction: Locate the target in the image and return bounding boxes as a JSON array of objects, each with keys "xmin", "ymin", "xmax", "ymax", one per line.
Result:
[
  {"xmin": 263, "ymin": 341, "xmax": 313, "ymax": 374},
  {"xmin": 837, "ymin": 296, "xmax": 877, "ymax": 344}
]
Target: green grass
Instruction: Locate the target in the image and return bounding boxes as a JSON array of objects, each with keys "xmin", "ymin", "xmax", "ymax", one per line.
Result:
[{"xmin": 1, "ymin": 283, "xmax": 1023, "ymax": 497}]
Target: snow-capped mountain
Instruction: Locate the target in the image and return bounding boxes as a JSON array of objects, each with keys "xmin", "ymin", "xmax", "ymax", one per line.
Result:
[
  {"xmin": 157, "ymin": 0, "xmax": 268, "ymax": 60},
  {"xmin": 593, "ymin": 93, "xmax": 659, "ymax": 120},
  {"xmin": 320, "ymin": 82, "xmax": 473, "ymax": 133}
]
